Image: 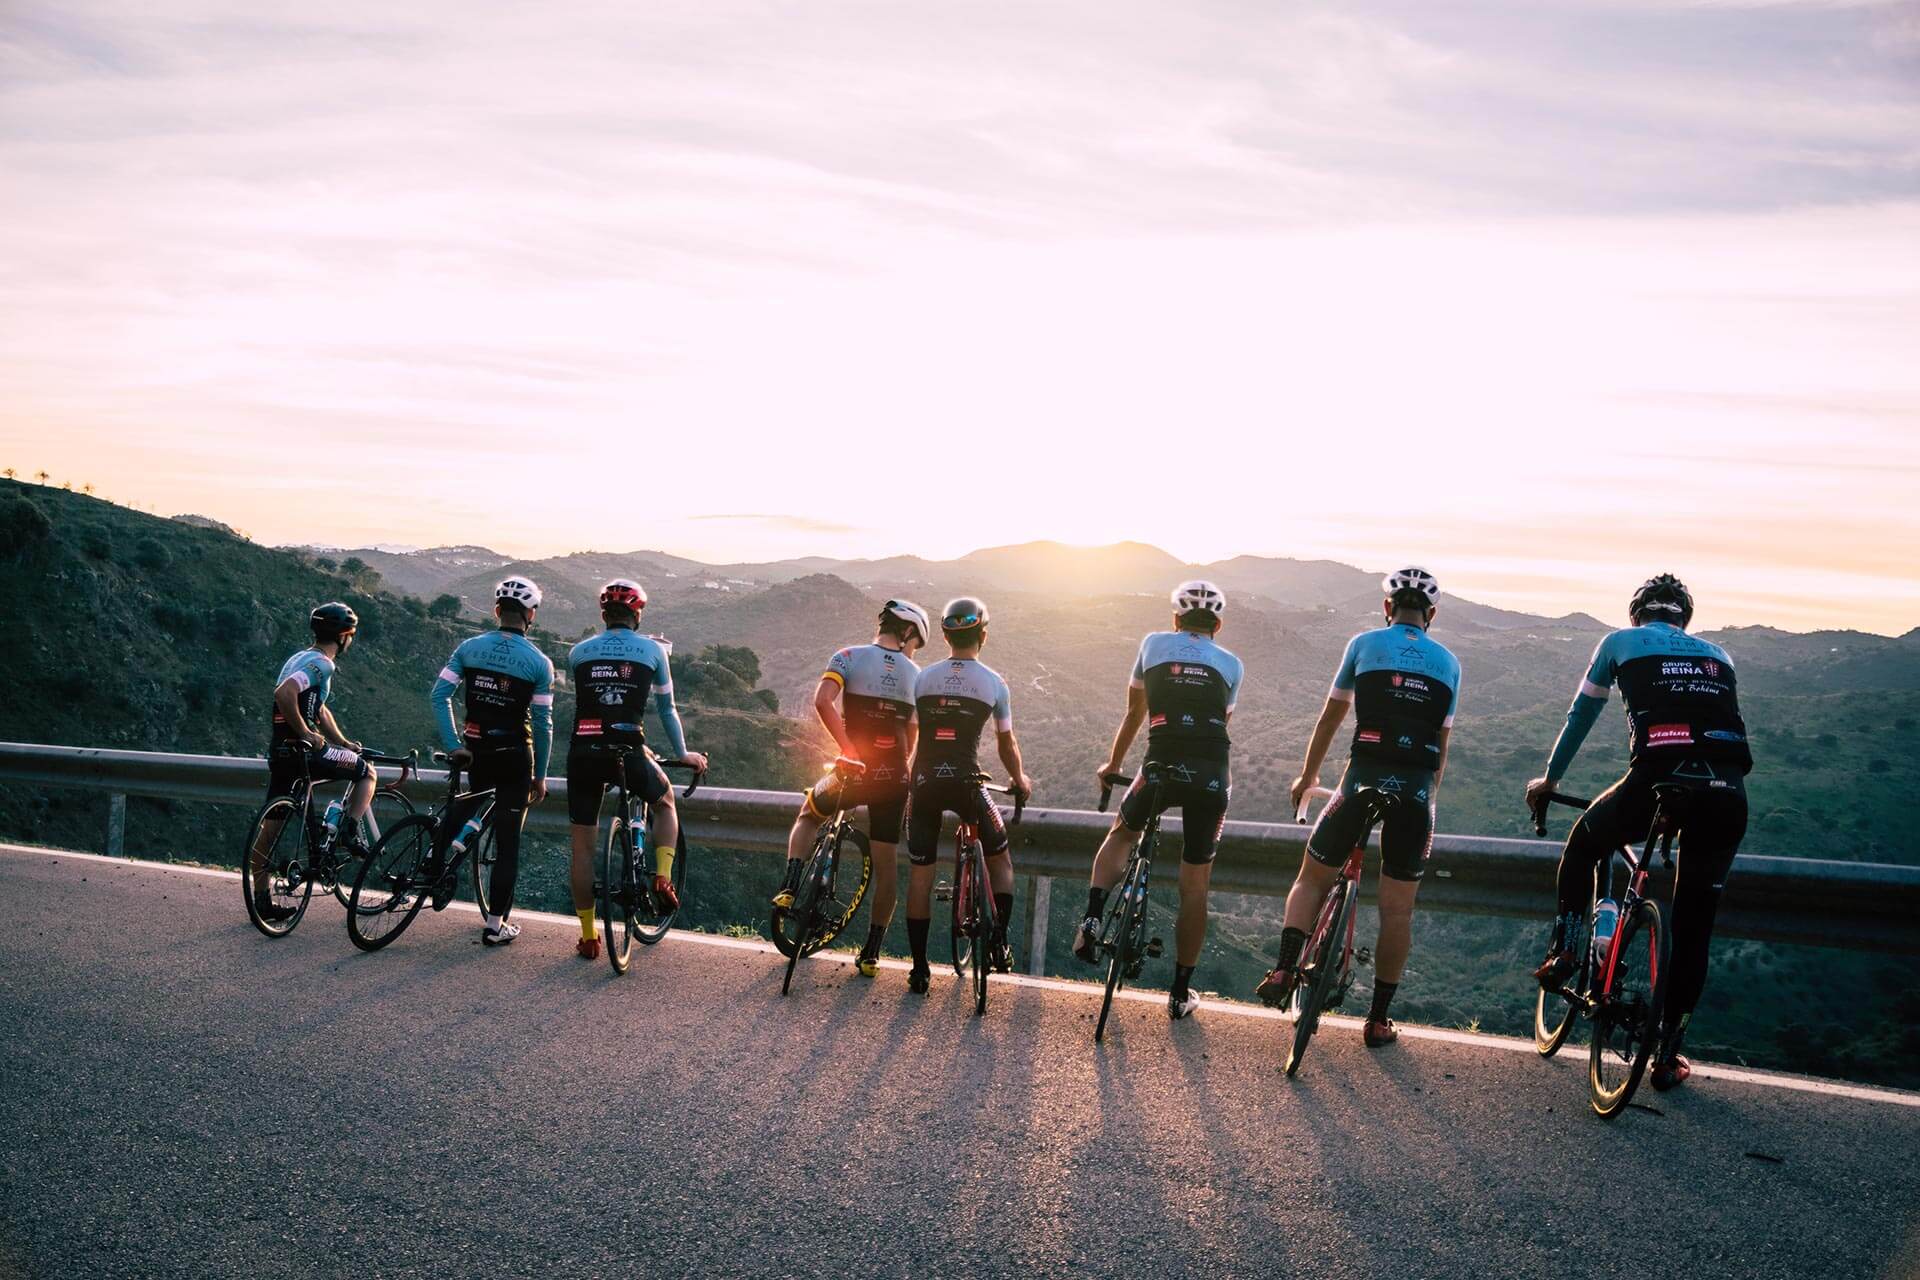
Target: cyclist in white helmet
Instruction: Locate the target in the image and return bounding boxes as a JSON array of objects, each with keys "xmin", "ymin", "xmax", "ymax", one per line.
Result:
[
  {"xmin": 1255, "ymin": 567, "xmax": 1461, "ymax": 1049},
  {"xmin": 775, "ymin": 598, "xmax": 931, "ymax": 976},
  {"xmin": 428, "ymin": 576, "xmax": 554, "ymax": 946},
  {"xmin": 1077, "ymin": 580, "xmax": 1243, "ymax": 1021}
]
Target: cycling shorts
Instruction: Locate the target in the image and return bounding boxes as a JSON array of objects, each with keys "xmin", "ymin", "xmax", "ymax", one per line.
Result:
[
  {"xmin": 1306, "ymin": 760, "xmax": 1437, "ymax": 883},
  {"xmin": 266, "ymin": 743, "xmax": 370, "ymax": 798},
  {"xmin": 904, "ymin": 776, "xmax": 1009, "ymax": 866},
  {"xmin": 1117, "ymin": 758, "xmax": 1231, "ymax": 865},
  {"xmin": 566, "ymin": 742, "xmax": 670, "ymax": 827},
  {"xmin": 804, "ymin": 774, "xmax": 908, "ymax": 845}
]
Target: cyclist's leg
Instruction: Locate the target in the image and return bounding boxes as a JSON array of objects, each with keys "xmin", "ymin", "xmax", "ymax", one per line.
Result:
[
  {"xmin": 866, "ymin": 785, "xmax": 908, "ymax": 928},
  {"xmin": 477, "ymin": 749, "xmax": 531, "ymax": 926},
  {"xmin": 1174, "ymin": 767, "xmax": 1229, "ymax": 972},
  {"xmin": 251, "ymin": 752, "xmax": 301, "ymax": 894},
  {"xmin": 972, "ymin": 781, "xmax": 1015, "ymax": 947},
  {"xmin": 1663, "ymin": 776, "xmax": 1748, "ymax": 1054},
  {"xmin": 902, "ymin": 781, "xmax": 944, "ymax": 979},
  {"xmin": 1371, "ymin": 770, "xmax": 1435, "ymax": 1033},
  {"xmin": 1087, "ymin": 774, "xmax": 1157, "ymax": 917},
  {"xmin": 565, "ymin": 744, "xmax": 608, "ymax": 932},
  {"xmin": 1534, "ymin": 771, "xmax": 1648, "ymax": 979},
  {"xmin": 779, "ymin": 777, "xmax": 836, "ymax": 905},
  {"xmin": 631, "ymin": 753, "xmax": 675, "ymax": 878}
]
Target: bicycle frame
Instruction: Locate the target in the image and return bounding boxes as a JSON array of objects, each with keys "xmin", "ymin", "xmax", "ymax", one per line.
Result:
[{"xmin": 1537, "ymin": 790, "xmax": 1676, "ymax": 1011}]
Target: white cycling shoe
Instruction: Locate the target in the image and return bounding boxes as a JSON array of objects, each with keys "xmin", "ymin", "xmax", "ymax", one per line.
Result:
[
  {"xmin": 1168, "ymin": 989, "xmax": 1200, "ymax": 1020},
  {"xmin": 481, "ymin": 919, "xmax": 521, "ymax": 946}
]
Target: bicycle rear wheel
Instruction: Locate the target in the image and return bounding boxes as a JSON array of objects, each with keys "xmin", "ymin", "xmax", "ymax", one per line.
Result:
[
  {"xmin": 347, "ymin": 814, "xmax": 435, "ymax": 951},
  {"xmin": 241, "ymin": 796, "xmax": 314, "ymax": 938},
  {"xmin": 781, "ymin": 870, "xmax": 824, "ymax": 995},
  {"xmin": 972, "ymin": 851, "xmax": 993, "ymax": 1016},
  {"xmin": 1285, "ymin": 881, "xmax": 1354, "ymax": 1077},
  {"xmin": 1534, "ymin": 910, "xmax": 1593, "ymax": 1059},
  {"xmin": 600, "ymin": 814, "xmax": 638, "ymax": 974},
  {"xmin": 949, "ymin": 841, "xmax": 977, "ymax": 979},
  {"xmin": 331, "ymin": 787, "xmax": 416, "ymax": 910},
  {"xmin": 469, "ymin": 822, "xmax": 500, "ymax": 917},
  {"xmin": 1094, "ymin": 852, "xmax": 1148, "ymax": 1042},
  {"xmin": 633, "ymin": 826, "xmax": 686, "ymax": 945},
  {"xmin": 1590, "ymin": 899, "xmax": 1669, "ymax": 1118}
]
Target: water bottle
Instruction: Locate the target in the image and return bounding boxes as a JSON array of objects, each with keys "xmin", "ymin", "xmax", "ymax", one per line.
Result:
[
  {"xmin": 446, "ymin": 814, "xmax": 485, "ymax": 856},
  {"xmin": 320, "ymin": 799, "xmax": 344, "ymax": 844},
  {"xmin": 1592, "ymin": 897, "xmax": 1620, "ymax": 969}
]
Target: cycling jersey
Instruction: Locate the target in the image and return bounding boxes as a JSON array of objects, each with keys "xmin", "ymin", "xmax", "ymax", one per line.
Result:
[
  {"xmin": 1130, "ymin": 631, "xmax": 1243, "ymax": 763},
  {"xmin": 823, "ymin": 643, "xmax": 919, "ymax": 784},
  {"xmin": 567, "ymin": 627, "xmax": 680, "ymax": 752},
  {"xmin": 270, "ymin": 648, "xmax": 335, "ymax": 748},
  {"xmin": 1328, "ymin": 624, "xmax": 1461, "ymax": 769},
  {"xmin": 1550, "ymin": 622, "xmax": 1750, "ymax": 774},
  {"xmin": 430, "ymin": 629, "xmax": 555, "ymax": 776},
  {"xmin": 911, "ymin": 658, "xmax": 1012, "ymax": 781}
]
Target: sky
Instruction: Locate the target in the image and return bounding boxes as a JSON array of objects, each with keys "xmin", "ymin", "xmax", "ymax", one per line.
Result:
[{"xmin": 2, "ymin": 0, "xmax": 1917, "ymax": 633}]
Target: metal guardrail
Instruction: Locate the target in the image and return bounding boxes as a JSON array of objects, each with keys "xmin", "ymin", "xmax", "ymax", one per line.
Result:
[{"xmin": 4, "ymin": 741, "xmax": 1918, "ymax": 956}]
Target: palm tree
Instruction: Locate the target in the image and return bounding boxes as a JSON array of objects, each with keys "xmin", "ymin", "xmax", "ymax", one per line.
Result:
[
  {"xmin": 82, "ymin": 483, "xmax": 95, "ymax": 495},
  {"xmin": 3, "ymin": 468, "xmax": 15, "ymax": 480},
  {"xmin": 35, "ymin": 471, "xmax": 48, "ymax": 485}
]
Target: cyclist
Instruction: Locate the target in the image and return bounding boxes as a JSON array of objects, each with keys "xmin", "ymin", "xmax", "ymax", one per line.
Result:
[
  {"xmin": 428, "ymin": 576, "xmax": 553, "ymax": 947},
  {"xmin": 1256, "ymin": 568, "xmax": 1460, "ymax": 1049},
  {"xmin": 901, "ymin": 597, "xmax": 1033, "ymax": 995},
  {"xmin": 1074, "ymin": 581, "xmax": 1243, "ymax": 1021},
  {"xmin": 251, "ymin": 602, "xmax": 379, "ymax": 923},
  {"xmin": 565, "ymin": 579, "xmax": 707, "ymax": 960},
  {"xmin": 1525, "ymin": 573, "xmax": 1751, "ymax": 1092},
  {"xmin": 774, "ymin": 599, "xmax": 930, "ymax": 977}
]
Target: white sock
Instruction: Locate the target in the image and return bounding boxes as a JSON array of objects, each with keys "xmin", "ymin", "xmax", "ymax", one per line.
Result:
[{"xmin": 484, "ymin": 913, "xmax": 501, "ymax": 931}]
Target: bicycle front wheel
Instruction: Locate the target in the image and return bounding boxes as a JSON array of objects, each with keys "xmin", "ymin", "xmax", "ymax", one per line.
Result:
[
  {"xmin": 1535, "ymin": 911, "xmax": 1593, "ymax": 1059},
  {"xmin": 1589, "ymin": 899, "xmax": 1669, "ymax": 1118},
  {"xmin": 469, "ymin": 822, "xmax": 500, "ymax": 917},
  {"xmin": 332, "ymin": 787, "xmax": 416, "ymax": 910},
  {"xmin": 1094, "ymin": 855, "xmax": 1148, "ymax": 1042},
  {"xmin": 781, "ymin": 870, "xmax": 823, "ymax": 995},
  {"xmin": 633, "ymin": 826, "xmax": 686, "ymax": 946},
  {"xmin": 1286, "ymin": 881, "xmax": 1354, "ymax": 1077},
  {"xmin": 599, "ymin": 815, "xmax": 637, "ymax": 974},
  {"xmin": 347, "ymin": 814, "xmax": 435, "ymax": 952},
  {"xmin": 950, "ymin": 841, "xmax": 978, "ymax": 979},
  {"xmin": 972, "ymin": 860, "xmax": 993, "ymax": 1017},
  {"xmin": 241, "ymin": 796, "xmax": 314, "ymax": 938}
]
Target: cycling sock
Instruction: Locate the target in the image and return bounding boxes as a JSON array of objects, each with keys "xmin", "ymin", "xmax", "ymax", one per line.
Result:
[
  {"xmin": 993, "ymin": 893, "xmax": 1014, "ymax": 942},
  {"xmin": 656, "ymin": 846, "xmax": 675, "ymax": 880},
  {"xmin": 483, "ymin": 913, "xmax": 501, "ymax": 932},
  {"xmin": 907, "ymin": 916, "xmax": 930, "ymax": 966},
  {"xmin": 863, "ymin": 923, "xmax": 887, "ymax": 955},
  {"xmin": 1172, "ymin": 963, "xmax": 1196, "ymax": 998},
  {"xmin": 1276, "ymin": 926, "xmax": 1308, "ymax": 971},
  {"xmin": 1369, "ymin": 980, "xmax": 1398, "ymax": 1023},
  {"xmin": 1084, "ymin": 885, "xmax": 1107, "ymax": 920},
  {"xmin": 577, "ymin": 909, "xmax": 595, "ymax": 942}
]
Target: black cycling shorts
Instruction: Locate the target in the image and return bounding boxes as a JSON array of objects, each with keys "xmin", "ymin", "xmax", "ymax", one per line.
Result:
[
  {"xmin": 566, "ymin": 742, "xmax": 669, "ymax": 826},
  {"xmin": 1306, "ymin": 760, "xmax": 1437, "ymax": 883},
  {"xmin": 266, "ymin": 743, "xmax": 370, "ymax": 798},
  {"xmin": 1117, "ymin": 758, "xmax": 1231, "ymax": 865},
  {"xmin": 804, "ymin": 775, "xmax": 909, "ymax": 845},
  {"xmin": 904, "ymin": 776, "xmax": 1009, "ymax": 866}
]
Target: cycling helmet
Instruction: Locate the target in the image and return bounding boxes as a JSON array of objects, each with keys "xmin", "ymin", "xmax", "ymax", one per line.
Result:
[
  {"xmin": 1171, "ymin": 580, "xmax": 1226, "ymax": 616},
  {"xmin": 1630, "ymin": 573, "xmax": 1693, "ymax": 627},
  {"xmin": 880, "ymin": 598, "xmax": 932, "ymax": 645},
  {"xmin": 941, "ymin": 597, "xmax": 989, "ymax": 632},
  {"xmin": 310, "ymin": 601, "xmax": 358, "ymax": 639},
  {"xmin": 1383, "ymin": 567, "xmax": 1440, "ymax": 608},
  {"xmin": 494, "ymin": 576, "xmax": 542, "ymax": 611},
  {"xmin": 600, "ymin": 578, "xmax": 647, "ymax": 613}
]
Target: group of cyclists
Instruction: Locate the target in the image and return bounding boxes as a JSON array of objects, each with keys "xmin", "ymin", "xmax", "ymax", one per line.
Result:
[{"xmin": 258, "ymin": 562, "xmax": 1750, "ymax": 1093}]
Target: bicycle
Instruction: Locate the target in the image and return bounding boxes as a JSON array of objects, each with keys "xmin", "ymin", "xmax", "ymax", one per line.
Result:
[
  {"xmin": 345, "ymin": 751, "xmax": 501, "ymax": 952},
  {"xmin": 1531, "ymin": 786, "xmax": 1677, "ymax": 1119},
  {"xmin": 240, "ymin": 748, "xmax": 417, "ymax": 938},
  {"xmin": 1088, "ymin": 770, "xmax": 1169, "ymax": 1042},
  {"xmin": 1281, "ymin": 784, "xmax": 1391, "ymax": 1077},
  {"xmin": 934, "ymin": 774, "xmax": 1025, "ymax": 1016},
  {"xmin": 597, "ymin": 746, "xmax": 705, "ymax": 974},
  {"xmin": 771, "ymin": 758, "xmax": 875, "ymax": 995}
]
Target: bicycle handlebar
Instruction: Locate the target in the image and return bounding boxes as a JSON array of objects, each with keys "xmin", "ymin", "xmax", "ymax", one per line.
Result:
[
  {"xmin": 983, "ymin": 780, "xmax": 1027, "ymax": 825},
  {"xmin": 1098, "ymin": 772, "xmax": 1132, "ymax": 813},
  {"xmin": 1530, "ymin": 789, "xmax": 1592, "ymax": 837},
  {"xmin": 655, "ymin": 758, "xmax": 706, "ymax": 797},
  {"xmin": 1294, "ymin": 785, "xmax": 1337, "ymax": 825}
]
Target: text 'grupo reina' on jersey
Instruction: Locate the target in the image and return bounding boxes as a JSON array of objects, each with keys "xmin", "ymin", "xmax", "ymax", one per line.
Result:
[
  {"xmin": 436, "ymin": 630, "xmax": 554, "ymax": 754},
  {"xmin": 1131, "ymin": 631, "xmax": 1244, "ymax": 763},
  {"xmin": 824, "ymin": 643, "xmax": 919, "ymax": 782},
  {"xmin": 271, "ymin": 648, "xmax": 335, "ymax": 747},
  {"xmin": 1582, "ymin": 621, "xmax": 1751, "ymax": 771},
  {"xmin": 1329, "ymin": 623, "xmax": 1461, "ymax": 768},
  {"xmin": 568, "ymin": 629, "xmax": 672, "ymax": 746},
  {"xmin": 912, "ymin": 658, "xmax": 1013, "ymax": 777}
]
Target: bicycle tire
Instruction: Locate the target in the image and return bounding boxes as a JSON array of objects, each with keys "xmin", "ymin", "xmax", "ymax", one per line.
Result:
[
  {"xmin": 469, "ymin": 820, "xmax": 500, "ymax": 918},
  {"xmin": 1286, "ymin": 881, "xmax": 1354, "ymax": 1077},
  {"xmin": 972, "ymin": 846, "xmax": 993, "ymax": 1016},
  {"xmin": 781, "ymin": 869, "xmax": 822, "ymax": 995},
  {"xmin": 949, "ymin": 840, "xmax": 974, "ymax": 979},
  {"xmin": 601, "ymin": 814, "xmax": 637, "ymax": 974},
  {"xmin": 241, "ymin": 796, "xmax": 313, "ymax": 938},
  {"xmin": 1534, "ymin": 910, "xmax": 1593, "ymax": 1059},
  {"xmin": 1094, "ymin": 837, "xmax": 1151, "ymax": 1042},
  {"xmin": 808, "ymin": 825, "xmax": 871, "ymax": 954},
  {"xmin": 633, "ymin": 826, "xmax": 686, "ymax": 946},
  {"xmin": 331, "ymin": 787, "xmax": 416, "ymax": 910},
  {"xmin": 1589, "ymin": 898, "xmax": 1669, "ymax": 1118},
  {"xmin": 346, "ymin": 814, "xmax": 436, "ymax": 952}
]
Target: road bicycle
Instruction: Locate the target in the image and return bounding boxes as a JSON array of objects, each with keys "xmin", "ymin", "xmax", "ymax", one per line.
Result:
[
  {"xmin": 771, "ymin": 758, "xmax": 874, "ymax": 994},
  {"xmin": 1088, "ymin": 769, "xmax": 1168, "ymax": 1042},
  {"xmin": 345, "ymin": 752, "xmax": 502, "ymax": 952},
  {"xmin": 240, "ymin": 748, "xmax": 417, "ymax": 938},
  {"xmin": 1531, "ymin": 786, "xmax": 1677, "ymax": 1119},
  {"xmin": 1281, "ymin": 784, "xmax": 1389, "ymax": 1077},
  {"xmin": 934, "ymin": 773, "xmax": 1024, "ymax": 1016},
  {"xmin": 596, "ymin": 746, "xmax": 704, "ymax": 974}
]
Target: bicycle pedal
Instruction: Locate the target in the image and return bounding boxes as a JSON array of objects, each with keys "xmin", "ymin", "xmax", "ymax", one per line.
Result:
[
  {"xmin": 1354, "ymin": 947, "xmax": 1373, "ymax": 965},
  {"xmin": 933, "ymin": 882, "xmax": 953, "ymax": 902},
  {"xmin": 1145, "ymin": 937, "xmax": 1164, "ymax": 958}
]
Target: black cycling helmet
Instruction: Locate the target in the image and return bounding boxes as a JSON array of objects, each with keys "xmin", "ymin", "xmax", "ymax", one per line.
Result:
[
  {"xmin": 1629, "ymin": 574, "xmax": 1694, "ymax": 628},
  {"xmin": 311, "ymin": 601, "xmax": 359, "ymax": 639},
  {"xmin": 941, "ymin": 597, "xmax": 989, "ymax": 632}
]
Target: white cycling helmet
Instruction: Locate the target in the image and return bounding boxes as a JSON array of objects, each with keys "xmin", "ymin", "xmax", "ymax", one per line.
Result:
[
  {"xmin": 880, "ymin": 598, "xmax": 932, "ymax": 645},
  {"xmin": 494, "ymin": 576, "xmax": 543, "ymax": 610},
  {"xmin": 1383, "ymin": 567, "xmax": 1439, "ymax": 607},
  {"xmin": 1171, "ymin": 580, "xmax": 1226, "ymax": 616}
]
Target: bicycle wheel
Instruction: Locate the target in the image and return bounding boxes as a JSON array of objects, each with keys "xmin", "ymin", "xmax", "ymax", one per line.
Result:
[
  {"xmin": 346, "ymin": 814, "xmax": 435, "ymax": 952},
  {"xmin": 241, "ymin": 796, "xmax": 315, "ymax": 938},
  {"xmin": 633, "ymin": 826, "xmax": 686, "ymax": 946},
  {"xmin": 1094, "ymin": 852, "xmax": 1147, "ymax": 1042},
  {"xmin": 1285, "ymin": 881, "xmax": 1354, "ymax": 1077},
  {"xmin": 1589, "ymin": 899, "xmax": 1669, "ymax": 1118},
  {"xmin": 601, "ymin": 814, "xmax": 637, "ymax": 974},
  {"xmin": 469, "ymin": 821, "xmax": 500, "ymax": 916},
  {"xmin": 972, "ymin": 850, "xmax": 993, "ymax": 1016},
  {"xmin": 1534, "ymin": 909, "xmax": 1593, "ymax": 1059},
  {"xmin": 950, "ymin": 841, "xmax": 977, "ymax": 979},
  {"xmin": 809, "ymin": 825, "xmax": 870, "ymax": 954},
  {"xmin": 781, "ymin": 868, "xmax": 824, "ymax": 995},
  {"xmin": 331, "ymin": 787, "xmax": 416, "ymax": 910}
]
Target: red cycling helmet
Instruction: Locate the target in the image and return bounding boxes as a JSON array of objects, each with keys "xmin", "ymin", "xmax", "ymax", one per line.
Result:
[{"xmin": 600, "ymin": 578, "xmax": 648, "ymax": 612}]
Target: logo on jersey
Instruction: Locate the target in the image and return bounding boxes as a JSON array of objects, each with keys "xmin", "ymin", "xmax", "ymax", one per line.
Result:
[
  {"xmin": 1647, "ymin": 724, "xmax": 1694, "ymax": 747},
  {"xmin": 620, "ymin": 663, "xmax": 634, "ymax": 678},
  {"xmin": 1702, "ymin": 660, "xmax": 1720, "ymax": 677},
  {"xmin": 578, "ymin": 719, "xmax": 603, "ymax": 736},
  {"xmin": 1357, "ymin": 729, "xmax": 1382, "ymax": 744},
  {"xmin": 935, "ymin": 728, "xmax": 957, "ymax": 740}
]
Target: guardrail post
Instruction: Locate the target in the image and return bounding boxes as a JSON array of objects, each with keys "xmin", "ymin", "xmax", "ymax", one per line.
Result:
[
  {"xmin": 106, "ymin": 793, "xmax": 126, "ymax": 858},
  {"xmin": 1026, "ymin": 874, "xmax": 1050, "ymax": 976}
]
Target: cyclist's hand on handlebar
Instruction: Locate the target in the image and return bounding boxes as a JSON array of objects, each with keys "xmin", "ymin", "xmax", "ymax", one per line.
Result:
[
  {"xmin": 1524, "ymin": 776, "xmax": 1555, "ymax": 812},
  {"xmin": 529, "ymin": 778, "xmax": 548, "ymax": 806},
  {"xmin": 1288, "ymin": 775, "xmax": 1317, "ymax": 816},
  {"xmin": 1094, "ymin": 761, "xmax": 1123, "ymax": 790},
  {"xmin": 680, "ymin": 750, "xmax": 709, "ymax": 773}
]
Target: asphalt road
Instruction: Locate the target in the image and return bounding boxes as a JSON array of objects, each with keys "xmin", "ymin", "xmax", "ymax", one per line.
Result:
[{"xmin": 2, "ymin": 845, "xmax": 1917, "ymax": 1280}]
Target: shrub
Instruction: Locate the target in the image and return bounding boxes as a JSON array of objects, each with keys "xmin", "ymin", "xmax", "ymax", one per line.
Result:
[
  {"xmin": 0, "ymin": 495, "xmax": 51, "ymax": 555},
  {"xmin": 133, "ymin": 537, "xmax": 170, "ymax": 570},
  {"xmin": 79, "ymin": 523, "xmax": 113, "ymax": 559},
  {"xmin": 428, "ymin": 594, "xmax": 463, "ymax": 620}
]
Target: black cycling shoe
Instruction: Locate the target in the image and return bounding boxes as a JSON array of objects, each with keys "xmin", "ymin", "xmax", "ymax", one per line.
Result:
[
  {"xmin": 907, "ymin": 964, "xmax": 930, "ymax": 996},
  {"xmin": 1072, "ymin": 916, "xmax": 1101, "ymax": 965},
  {"xmin": 990, "ymin": 940, "xmax": 1015, "ymax": 974},
  {"xmin": 1533, "ymin": 911, "xmax": 1583, "ymax": 988}
]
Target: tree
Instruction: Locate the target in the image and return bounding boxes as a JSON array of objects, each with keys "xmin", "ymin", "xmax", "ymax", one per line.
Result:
[
  {"xmin": 341, "ymin": 556, "xmax": 367, "ymax": 576},
  {"xmin": 428, "ymin": 593, "xmax": 463, "ymax": 620},
  {"xmin": 34, "ymin": 471, "xmax": 47, "ymax": 485},
  {"xmin": 314, "ymin": 556, "xmax": 337, "ymax": 572},
  {"xmin": 81, "ymin": 483, "xmax": 94, "ymax": 495},
  {"xmin": 2, "ymin": 468, "xmax": 14, "ymax": 480}
]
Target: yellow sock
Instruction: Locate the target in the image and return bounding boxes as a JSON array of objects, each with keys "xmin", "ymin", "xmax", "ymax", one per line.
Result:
[
  {"xmin": 655, "ymin": 848, "xmax": 674, "ymax": 880},
  {"xmin": 577, "ymin": 908, "xmax": 595, "ymax": 941}
]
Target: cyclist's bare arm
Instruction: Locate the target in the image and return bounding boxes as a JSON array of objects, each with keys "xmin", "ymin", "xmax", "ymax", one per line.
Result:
[
  {"xmin": 811, "ymin": 676, "xmax": 857, "ymax": 759},
  {"xmin": 1433, "ymin": 725, "xmax": 1452, "ymax": 788},
  {"xmin": 1098, "ymin": 685, "xmax": 1149, "ymax": 777},
  {"xmin": 317, "ymin": 704, "xmax": 357, "ymax": 750},
  {"xmin": 274, "ymin": 679, "xmax": 323, "ymax": 747},
  {"xmin": 1293, "ymin": 696, "xmax": 1349, "ymax": 806},
  {"xmin": 902, "ymin": 716, "xmax": 918, "ymax": 760},
  {"xmin": 997, "ymin": 728, "xmax": 1033, "ymax": 797}
]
